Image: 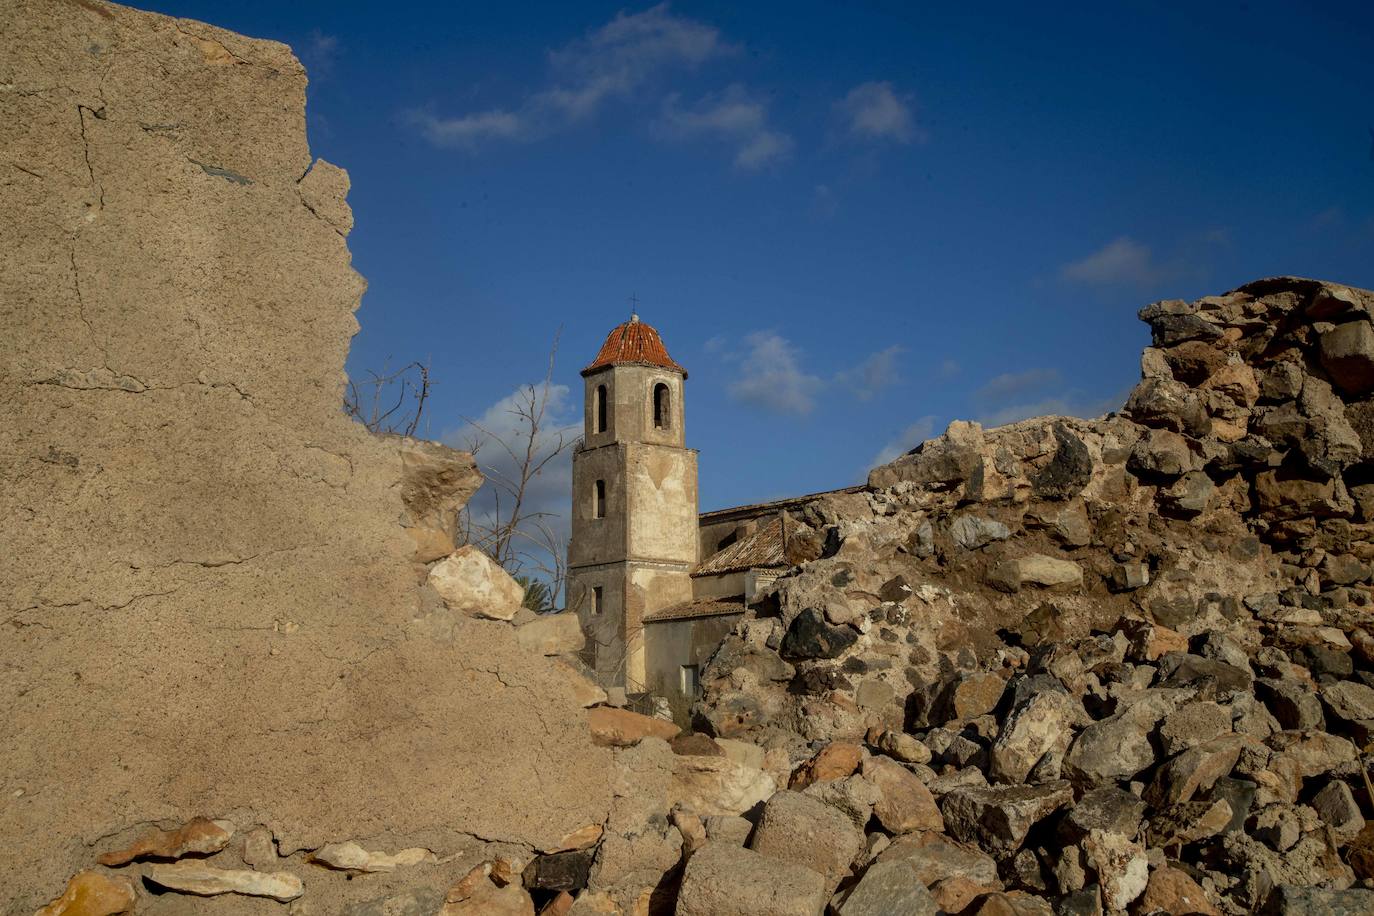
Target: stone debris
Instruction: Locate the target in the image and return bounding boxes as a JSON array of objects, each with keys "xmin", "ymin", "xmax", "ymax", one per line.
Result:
[
  {"xmin": 671, "ymin": 750, "xmax": 777, "ymax": 816},
  {"xmin": 870, "ymin": 727, "xmax": 933, "ymax": 764},
  {"xmin": 549, "ymin": 657, "xmax": 610, "ymax": 708},
  {"xmin": 539, "ymin": 891, "xmax": 576, "ymax": 916},
  {"xmin": 1137, "ymin": 865, "xmax": 1221, "ymax": 916},
  {"xmin": 750, "ymin": 789, "xmax": 865, "ymax": 885},
  {"xmin": 789, "ymin": 741, "xmax": 862, "ymax": 788},
  {"xmin": 308, "ymin": 840, "xmax": 434, "ymax": 872},
  {"xmin": 587, "ymin": 706, "xmax": 681, "ymax": 746},
  {"xmin": 833, "ymin": 858, "xmax": 938, "ymax": 915},
  {"xmin": 35, "ymin": 870, "xmax": 137, "ymax": 916},
  {"xmin": 524, "ymin": 848, "xmax": 596, "ymax": 893},
  {"xmin": 987, "ymin": 554, "xmax": 1084, "ymax": 592},
  {"xmin": 441, "ymin": 861, "xmax": 535, "ymax": 915},
  {"xmin": 546, "ymin": 823, "xmax": 605, "ymax": 854},
  {"xmin": 941, "ymin": 783, "xmax": 1074, "ymax": 853},
  {"xmin": 862, "ymin": 755, "xmax": 944, "ymax": 834},
  {"xmin": 675, "ymin": 842, "xmax": 829, "ymax": 916},
  {"xmin": 240, "ymin": 826, "xmax": 278, "ymax": 867},
  {"xmin": 671, "ymin": 279, "xmax": 1374, "ymax": 914},
  {"xmin": 428, "ymin": 545, "xmax": 527, "ymax": 620},
  {"xmin": 96, "ymin": 816, "xmax": 234, "ymax": 866},
  {"xmin": 142, "ymin": 862, "xmax": 304, "ymax": 901}
]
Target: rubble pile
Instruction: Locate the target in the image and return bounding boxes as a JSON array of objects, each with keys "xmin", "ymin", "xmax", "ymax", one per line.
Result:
[{"xmin": 673, "ymin": 277, "xmax": 1374, "ymax": 914}]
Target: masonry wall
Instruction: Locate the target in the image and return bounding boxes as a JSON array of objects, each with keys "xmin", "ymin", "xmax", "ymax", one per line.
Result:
[
  {"xmin": 0, "ymin": 1, "xmax": 611, "ymax": 905},
  {"xmin": 584, "ymin": 363, "xmax": 686, "ymax": 448},
  {"xmin": 690, "ymin": 570, "xmax": 749, "ymax": 599},
  {"xmin": 569, "ymin": 361, "xmax": 698, "ymax": 688},
  {"xmin": 643, "ymin": 614, "xmax": 743, "ymax": 719},
  {"xmin": 626, "ymin": 441, "xmax": 699, "ymax": 563},
  {"xmin": 569, "ymin": 442, "xmax": 630, "ymax": 568}
]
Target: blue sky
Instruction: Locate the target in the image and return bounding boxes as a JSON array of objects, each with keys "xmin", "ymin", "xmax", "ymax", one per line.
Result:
[{"xmin": 149, "ymin": 0, "xmax": 1372, "ymax": 532}]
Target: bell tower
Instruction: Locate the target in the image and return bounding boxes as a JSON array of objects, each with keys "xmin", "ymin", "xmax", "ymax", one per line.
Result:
[{"xmin": 567, "ymin": 315, "xmax": 698, "ymax": 692}]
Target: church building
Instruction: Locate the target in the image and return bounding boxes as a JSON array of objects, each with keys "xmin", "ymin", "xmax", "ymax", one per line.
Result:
[{"xmin": 567, "ymin": 315, "xmax": 857, "ymax": 707}]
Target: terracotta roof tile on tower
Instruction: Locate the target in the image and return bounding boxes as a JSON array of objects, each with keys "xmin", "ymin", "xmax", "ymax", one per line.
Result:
[{"xmin": 582, "ymin": 316, "xmax": 688, "ymax": 378}]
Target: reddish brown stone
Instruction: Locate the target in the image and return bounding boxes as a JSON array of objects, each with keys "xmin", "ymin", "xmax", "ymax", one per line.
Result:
[
  {"xmin": 586, "ymin": 707, "xmax": 680, "ymax": 747},
  {"xmin": 538, "ymin": 892, "xmax": 575, "ymax": 916},
  {"xmin": 862, "ymin": 755, "xmax": 944, "ymax": 834},
  {"xmin": 1135, "ymin": 865, "xmax": 1221, "ymax": 915},
  {"xmin": 96, "ymin": 816, "xmax": 231, "ymax": 867},
  {"xmin": 671, "ymin": 733, "xmax": 726, "ymax": 757},
  {"xmin": 789, "ymin": 741, "xmax": 863, "ymax": 789},
  {"xmin": 930, "ymin": 876, "xmax": 997, "ymax": 913},
  {"xmin": 544, "ymin": 824, "xmax": 603, "ymax": 854},
  {"xmin": 35, "ymin": 870, "xmax": 136, "ymax": 916},
  {"xmin": 948, "ymin": 672, "xmax": 1007, "ymax": 721},
  {"xmin": 1347, "ymin": 822, "xmax": 1374, "ymax": 880}
]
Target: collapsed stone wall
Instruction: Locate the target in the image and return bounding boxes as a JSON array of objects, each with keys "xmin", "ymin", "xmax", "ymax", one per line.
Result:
[
  {"xmin": 0, "ymin": 1, "xmax": 613, "ymax": 909},
  {"xmin": 682, "ymin": 277, "xmax": 1374, "ymax": 913}
]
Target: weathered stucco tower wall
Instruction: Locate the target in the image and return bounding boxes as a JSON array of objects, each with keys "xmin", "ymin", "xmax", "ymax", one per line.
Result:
[{"xmin": 569, "ymin": 321, "xmax": 698, "ymax": 690}]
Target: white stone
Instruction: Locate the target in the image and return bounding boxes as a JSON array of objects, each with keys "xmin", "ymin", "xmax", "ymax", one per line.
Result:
[
  {"xmin": 989, "ymin": 554, "xmax": 1083, "ymax": 592},
  {"xmin": 1082, "ymin": 829, "xmax": 1148, "ymax": 911},
  {"xmin": 143, "ymin": 862, "xmax": 304, "ymax": 901},
  {"xmin": 428, "ymin": 546, "xmax": 525, "ymax": 620},
  {"xmin": 715, "ymin": 738, "xmax": 766, "ymax": 770},
  {"xmin": 673, "ymin": 754, "xmax": 777, "ymax": 817},
  {"xmin": 241, "ymin": 826, "xmax": 277, "ymax": 867},
  {"xmin": 310, "ymin": 840, "xmax": 434, "ymax": 872},
  {"xmin": 949, "ymin": 514, "xmax": 1011, "ymax": 550}
]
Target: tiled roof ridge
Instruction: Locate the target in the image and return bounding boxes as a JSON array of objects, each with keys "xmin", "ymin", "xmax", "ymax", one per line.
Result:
[
  {"xmin": 693, "ymin": 515, "xmax": 788, "ymax": 577},
  {"xmin": 642, "ymin": 595, "xmax": 747, "ymax": 623}
]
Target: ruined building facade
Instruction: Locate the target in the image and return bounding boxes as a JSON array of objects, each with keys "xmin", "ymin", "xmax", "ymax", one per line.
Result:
[
  {"xmin": 567, "ymin": 316, "xmax": 699, "ymax": 692},
  {"xmin": 569, "ymin": 317, "xmax": 850, "ymax": 702}
]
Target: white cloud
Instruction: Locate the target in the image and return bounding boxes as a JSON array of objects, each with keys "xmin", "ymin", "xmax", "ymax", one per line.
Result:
[
  {"xmin": 938, "ymin": 358, "xmax": 961, "ymax": 379},
  {"xmin": 726, "ymin": 331, "xmax": 822, "ymax": 413},
  {"xmin": 655, "ymin": 85, "xmax": 793, "ymax": 170},
  {"xmin": 413, "ymin": 3, "xmax": 731, "ymax": 150},
  {"xmin": 837, "ymin": 81, "xmax": 920, "ymax": 143},
  {"xmin": 976, "ymin": 395, "xmax": 1117, "ymax": 428},
  {"xmin": 869, "ymin": 416, "xmax": 936, "ymax": 469},
  {"xmin": 969, "ymin": 366, "xmax": 1118, "ymax": 428},
  {"xmin": 414, "ymin": 109, "xmax": 526, "ymax": 149},
  {"xmin": 443, "ymin": 383, "xmax": 581, "ymax": 589},
  {"xmin": 301, "ymin": 29, "xmax": 340, "ymax": 75},
  {"xmin": 702, "ymin": 334, "xmax": 730, "ymax": 354},
  {"xmin": 1060, "ymin": 236, "xmax": 1169, "ymax": 289},
  {"xmin": 836, "ymin": 345, "xmax": 903, "ymax": 400},
  {"xmin": 1313, "ymin": 206, "xmax": 1344, "ymax": 227},
  {"xmin": 811, "ymin": 183, "xmax": 838, "ymax": 219},
  {"xmin": 973, "ymin": 368, "xmax": 1062, "ymax": 405}
]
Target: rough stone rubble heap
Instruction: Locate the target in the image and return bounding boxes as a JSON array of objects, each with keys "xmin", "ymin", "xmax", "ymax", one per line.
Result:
[{"xmin": 673, "ymin": 276, "xmax": 1374, "ymax": 915}]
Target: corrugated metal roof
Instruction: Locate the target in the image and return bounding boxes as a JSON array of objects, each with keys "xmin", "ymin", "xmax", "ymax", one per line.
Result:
[
  {"xmin": 643, "ymin": 596, "xmax": 747, "ymax": 623},
  {"xmin": 693, "ymin": 515, "xmax": 787, "ymax": 577},
  {"xmin": 582, "ymin": 316, "xmax": 688, "ymax": 378}
]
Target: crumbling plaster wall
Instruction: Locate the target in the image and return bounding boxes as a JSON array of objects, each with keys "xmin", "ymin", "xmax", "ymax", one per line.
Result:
[{"xmin": 0, "ymin": 0, "xmax": 611, "ymax": 906}]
